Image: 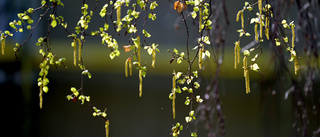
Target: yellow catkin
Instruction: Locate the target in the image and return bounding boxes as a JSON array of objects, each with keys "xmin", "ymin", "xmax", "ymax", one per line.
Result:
[
  {"xmin": 138, "ymin": 42, "xmax": 142, "ymax": 97},
  {"xmin": 258, "ymin": 0, "xmax": 263, "ymax": 39},
  {"xmin": 294, "ymin": 57, "xmax": 299, "ymax": 75},
  {"xmin": 258, "ymin": 0, "xmax": 262, "ymax": 14},
  {"xmin": 243, "ymin": 57, "xmax": 247, "ymax": 77},
  {"xmin": 243, "ymin": 56, "xmax": 250, "ymax": 94},
  {"xmin": 125, "ymin": 57, "xmax": 132, "ymax": 77},
  {"xmin": 234, "ymin": 41, "xmax": 240, "ymax": 69},
  {"xmin": 237, "ymin": 43, "xmax": 240, "ymax": 64},
  {"xmin": 260, "ymin": 22, "xmax": 263, "ymax": 39},
  {"xmin": 139, "ymin": 69, "xmax": 142, "ymax": 97},
  {"xmin": 72, "ymin": 39, "xmax": 77, "ymax": 66},
  {"xmin": 265, "ymin": 17, "xmax": 269, "ymax": 40},
  {"xmin": 291, "ymin": 24, "xmax": 297, "ymax": 75},
  {"xmin": 129, "ymin": 58, "xmax": 132, "ymax": 76},
  {"xmin": 125, "ymin": 58, "xmax": 128, "ymax": 77},
  {"xmin": 236, "ymin": 10, "xmax": 241, "ymax": 22},
  {"xmin": 199, "ymin": 47, "xmax": 203, "ymax": 69},
  {"xmin": 105, "ymin": 120, "xmax": 109, "ymax": 137},
  {"xmin": 199, "ymin": 7, "xmax": 202, "ymax": 32},
  {"xmin": 39, "ymin": 86, "xmax": 43, "ymax": 109},
  {"xmin": 1, "ymin": 35, "xmax": 5, "ymax": 55},
  {"xmin": 152, "ymin": 49, "xmax": 155, "ymax": 68},
  {"xmin": 245, "ymin": 69, "xmax": 250, "ymax": 94},
  {"xmin": 234, "ymin": 45, "xmax": 237, "ymax": 69},
  {"xmin": 241, "ymin": 11, "xmax": 244, "ymax": 28},
  {"xmin": 291, "ymin": 25, "xmax": 295, "ymax": 49},
  {"xmin": 267, "ymin": 17, "xmax": 270, "ymax": 30},
  {"xmin": 172, "ymin": 76, "xmax": 176, "ymax": 119},
  {"xmin": 255, "ymin": 23, "xmax": 258, "ymax": 41},
  {"xmin": 116, "ymin": 5, "xmax": 121, "ymax": 29},
  {"xmin": 77, "ymin": 39, "xmax": 82, "ymax": 61}
]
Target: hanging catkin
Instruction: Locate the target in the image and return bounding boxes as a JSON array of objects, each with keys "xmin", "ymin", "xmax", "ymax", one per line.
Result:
[
  {"xmin": 199, "ymin": 46, "xmax": 203, "ymax": 69},
  {"xmin": 241, "ymin": 11, "xmax": 244, "ymax": 28},
  {"xmin": 116, "ymin": 4, "xmax": 121, "ymax": 30},
  {"xmin": 77, "ymin": 39, "xmax": 82, "ymax": 61},
  {"xmin": 172, "ymin": 75, "xmax": 176, "ymax": 119},
  {"xmin": 1, "ymin": 34, "xmax": 5, "ymax": 55},
  {"xmin": 291, "ymin": 24, "xmax": 295, "ymax": 49},
  {"xmin": 234, "ymin": 41, "xmax": 240, "ymax": 69},
  {"xmin": 199, "ymin": 6, "xmax": 202, "ymax": 32},
  {"xmin": 138, "ymin": 39, "xmax": 142, "ymax": 97},
  {"xmin": 125, "ymin": 58, "xmax": 129, "ymax": 77},
  {"xmin": 105, "ymin": 120, "xmax": 109, "ymax": 137},
  {"xmin": 265, "ymin": 17, "xmax": 269, "ymax": 40},
  {"xmin": 258, "ymin": 0, "xmax": 262, "ymax": 14},
  {"xmin": 258, "ymin": 0, "xmax": 263, "ymax": 39},
  {"xmin": 39, "ymin": 87, "xmax": 43, "ymax": 109},
  {"xmin": 255, "ymin": 23, "xmax": 258, "ymax": 41},
  {"xmin": 152, "ymin": 49, "xmax": 156, "ymax": 68},
  {"xmin": 72, "ymin": 39, "xmax": 77, "ymax": 66},
  {"xmin": 243, "ymin": 56, "xmax": 250, "ymax": 94}
]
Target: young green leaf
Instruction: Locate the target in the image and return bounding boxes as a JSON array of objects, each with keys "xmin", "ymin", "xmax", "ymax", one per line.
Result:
[
  {"xmin": 51, "ymin": 19, "xmax": 57, "ymax": 28},
  {"xmin": 142, "ymin": 29, "xmax": 151, "ymax": 38}
]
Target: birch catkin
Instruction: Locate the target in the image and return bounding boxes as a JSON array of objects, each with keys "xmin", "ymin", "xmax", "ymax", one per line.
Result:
[
  {"xmin": 199, "ymin": 6, "xmax": 202, "ymax": 32},
  {"xmin": 241, "ymin": 11, "xmax": 244, "ymax": 28},
  {"xmin": 116, "ymin": 5, "xmax": 121, "ymax": 30},
  {"xmin": 199, "ymin": 46, "xmax": 203, "ymax": 69},
  {"xmin": 152, "ymin": 49, "xmax": 155, "ymax": 68},
  {"xmin": 291, "ymin": 23, "xmax": 298, "ymax": 75},
  {"xmin": 291, "ymin": 24, "xmax": 295, "ymax": 49},
  {"xmin": 72, "ymin": 39, "xmax": 77, "ymax": 66},
  {"xmin": 236, "ymin": 10, "xmax": 241, "ymax": 22},
  {"xmin": 234, "ymin": 44, "xmax": 237, "ymax": 69},
  {"xmin": 39, "ymin": 87, "xmax": 43, "ymax": 109},
  {"xmin": 138, "ymin": 42, "xmax": 142, "ymax": 97},
  {"xmin": 105, "ymin": 120, "xmax": 109, "ymax": 137},
  {"xmin": 139, "ymin": 70, "xmax": 142, "ymax": 97},
  {"xmin": 77, "ymin": 39, "xmax": 82, "ymax": 61},
  {"xmin": 1, "ymin": 34, "xmax": 5, "ymax": 55},
  {"xmin": 234, "ymin": 41, "xmax": 240, "ymax": 69},
  {"xmin": 125, "ymin": 58, "xmax": 129, "ymax": 77},
  {"xmin": 258, "ymin": 0, "xmax": 263, "ymax": 39},
  {"xmin": 260, "ymin": 21, "xmax": 263, "ymax": 39},
  {"xmin": 265, "ymin": 17, "xmax": 269, "ymax": 40},
  {"xmin": 258, "ymin": 0, "xmax": 262, "ymax": 14},
  {"xmin": 243, "ymin": 56, "xmax": 250, "ymax": 94},
  {"xmin": 237, "ymin": 43, "xmax": 240, "ymax": 64},
  {"xmin": 125, "ymin": 57, "xmax": 132, "ymax": 77},
  {"xmin": 255, "ymin": 23, "xmax": 258, "ymax": 41},
  {"xmin": 294, "ymin": 57, "xmax": 299, "ymax": 75},
  {"xmin": 129, "ymin": 58, "xmax": 132, "ymax": 76},
  {"xmin": 172, "ymin": 75, "xmax": 176, "ymax": 119}
]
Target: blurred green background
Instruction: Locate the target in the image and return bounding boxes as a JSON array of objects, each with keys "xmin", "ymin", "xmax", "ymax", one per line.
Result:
[{"xmin": 0, "ymin": 0, "xmax": 312, "ymax": 137}]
